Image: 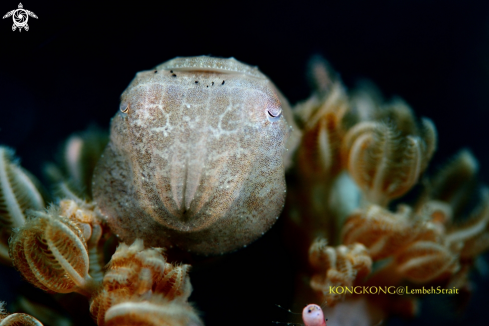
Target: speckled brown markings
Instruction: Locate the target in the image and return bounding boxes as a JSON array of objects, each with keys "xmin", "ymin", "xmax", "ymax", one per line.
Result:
[{"xmin": 93, "ymin": 56, "xmax": 292, "ymax": 255}]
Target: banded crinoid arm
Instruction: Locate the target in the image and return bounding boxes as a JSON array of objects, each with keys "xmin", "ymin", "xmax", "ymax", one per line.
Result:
[
  {"xmin": 419, "ymin": 150, "xmax": 489, "ymax": 255},
  {"xmin": 286, "ymin": 58, "xmax": 357, "ymax": 247},
  {"xmin": 9, "ymin": 206, "xmax": 101, "ymax": 297},
  {"xmin": 341, "ymin": 203, "xmax": 461, "ymax": 283},
  {"xmin": 341, "ymin": 205, "xmax": 421, "ymax": 260},
  {"xmin": 309, "ymin": 239, "xmax": 371, "ymax": 306},
  {"xmin": 442, "ymin": 185, "xmax": 489, "ymax": 260},
  {"xmin": 392, "ymin": 150, "xmax": 489, "ymax": 284},
  {"xmin": 391, "ymin": 203, "xmax": 461, "ymax": 284},
  {"xmin": 454, "ymin": 190, "xmax": 489, "ymax": 259},
  {"xmin": 435, "ymin": 189, "xmax": 489, "ymax": 287},
  {"xmin": 0, "ymin": 302, "xmax": 43, "ymax": 326},
  {"xmin": 341, "ymin": 95, "xmax": 436, "ymax": 207},
  {"xmin": 0, "ymin": 314, "xmax": 43, "ymax": 326},
  {"xmin": 294, "ymin": 57, "xmax": 350, "ymax": 181},
  {"xmin": 90, "ymin": 240, "xmax": 199, "ymax": 326},
  {"xmin": 414, "ymin": 149, "xmax": 479, "ymax": 227},
  {"xmin": 13, "ymin": 296, "xmax": 74, "ymax": 326},
  {"xmin": 0, "ymin": 146, "xmax": 46, "ymax": 263},
  {"xmin": 44, "ymin": 126, "xmax": 108, "ymax": 201},
  {"xmin": 57, "ymin": 199, "xmax": 107, "ymax": 282},
  {"xmin": 104, "ymin": 296, "xmax": 202, "ymax": 326},
  {"xmin": 393, "ymin": 240, "xmax": 460, "ymax": 283}
]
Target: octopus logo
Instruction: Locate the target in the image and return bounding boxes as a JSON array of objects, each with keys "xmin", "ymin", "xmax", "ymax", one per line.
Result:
[{"xmin": 3, "ymin": 3, "xmax": 37, "ymax": 32}]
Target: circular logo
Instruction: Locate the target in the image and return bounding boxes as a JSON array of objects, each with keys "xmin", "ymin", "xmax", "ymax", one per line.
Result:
[{"xmin": 13, "ymin": 9, "xmax": 28, "ymax": 27}]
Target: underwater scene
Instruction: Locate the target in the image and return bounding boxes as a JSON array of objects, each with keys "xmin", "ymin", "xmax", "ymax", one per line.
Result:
[{"xmin": 1, "ymin": 1, "xmax": 489, "ymax": 326}]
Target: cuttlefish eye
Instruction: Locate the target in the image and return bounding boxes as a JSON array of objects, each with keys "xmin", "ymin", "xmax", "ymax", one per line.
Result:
[
  {"xmin": 93, "ymin": 56, "xmax": 289, "ymax": 255},
  {"xmin": 266, "ymin": 105, "xmax": 282, "ymax": 122},
  {"xmin": 119, "ymin": 102, "xmax": 129, "ymax": 114}
]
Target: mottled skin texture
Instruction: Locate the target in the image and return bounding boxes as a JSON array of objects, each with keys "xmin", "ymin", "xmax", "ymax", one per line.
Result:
[{"xmin": 93, "ymin": 57, "xmax": 290, "ymax": 255}]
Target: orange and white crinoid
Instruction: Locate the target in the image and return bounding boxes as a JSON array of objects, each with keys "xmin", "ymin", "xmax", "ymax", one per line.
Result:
[{"xmin": 1, "ymin": 56, "xmax": 489, "ymax": 326}]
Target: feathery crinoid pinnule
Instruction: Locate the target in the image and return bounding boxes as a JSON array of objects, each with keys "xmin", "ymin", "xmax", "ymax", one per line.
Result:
[
  {"xmin": 409, "ymin": 150, "xmax": 489, "ymax": 286},
  {"xmin": 341, "ymin": 98, "xmax": 436, "ymax": 207},
  {"xmin": 285, "ymin": 57, "xmax": 355, "ymax": 250},
  {"xmin": 309, "ymin": 238, "xmax": 371, "ymax": 306},
  {"xmin": 340, "ymin": 150, "xmax": 483, "ymax": 275},
  {"xmin": 342, "ymin": 203, "xmax": 459, "ymax": 283},
  {"xmin": 285, "ymin": 57, "xmax": 489, "ymax": 324},
  {"xmin": 299, "ymin": 148, "xmax": 488, "ymax": 325},
  {"xmin": 2, "ymin": 55, "xmax": 489, "ymax": 326},
  {"xmin": 376, "ymin": 150, "xmax": 488, "ymax": 284},
  {"xmin": 342, "ymin": 204, "xmax": 419, "ymax": 260},
  {"xmin": 325, "ymin": 146, "xmax": 488, "ymax": 317},
  {"xmin": 295, "ymin": 57, "xmax": 350, "ymax": 181},
  {"xmin": 0, "ymin": 302, "xmax": 43, "ymax": 326},
  {"xmin": 90, "ymin": 239, "xmax": 201, "ymax": 326},
  {"xmin": 57, "ymin": 199, "xmax": 108, "ymax": 282},
  {"xmin": 104, "ymin": 297, "xmax": 202, "ymax": 326},
  {"xmin": 9, "ymin": 204, "xmax": 102, "ymax": 297},
  {"xmin": 0, "ymin": 146, "xmax": 47, "ymax": 264}
]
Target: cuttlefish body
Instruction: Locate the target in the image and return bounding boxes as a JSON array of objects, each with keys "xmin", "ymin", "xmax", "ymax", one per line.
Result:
[{"xmin": 93, "ymin": 56, "xmax": 291, "ymax": 255}]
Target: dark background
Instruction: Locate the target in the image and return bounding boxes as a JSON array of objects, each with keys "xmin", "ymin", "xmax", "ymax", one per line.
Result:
[{"xmin": 1, "ymin": 1, "xmax": 489, "ymax": 325}]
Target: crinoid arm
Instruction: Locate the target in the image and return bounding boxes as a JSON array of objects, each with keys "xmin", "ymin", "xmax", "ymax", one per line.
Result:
[
  {"xmin": 0, "ymin": 313, "xmax": 43, "ymax": 326},
  {"xmin": 89, "ymin": 239, "xmax": 201, "ymax": 326},
  {"xmin": 289, "ymin": 57, "xmax": 489, "ymax": 325},
  {"xmin": 0, "ymin": 146, "xmax": 46, "ymax": 263},
  {"xmin": 9, "ymin": 207, "xmax": 101, "ymax": 296},
  {"xmin": 0, "ymin": 302, "xmax": 44, "ymax": 326},
  {"xmin": 309, "ymin": 239, "xmax": 372, "ymax": 306}
]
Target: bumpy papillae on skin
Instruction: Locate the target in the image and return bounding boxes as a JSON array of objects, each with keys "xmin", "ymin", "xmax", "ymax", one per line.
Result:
[
  {"xmin": 309, "ymin": 239, "xmax": 372, "ymax": 305},
  {"xmin": 93, "ymin": 57, "xmax": 289, "ymax": 254},
  {"xmin": 89, "ymin": 240, "xmax": 196, "ymax": 326}
]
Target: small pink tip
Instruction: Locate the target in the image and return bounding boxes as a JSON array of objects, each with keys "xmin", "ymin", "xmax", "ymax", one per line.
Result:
[{"xmin": 302, "ymin": 304, "xmax": 326, "ymax": 326}]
